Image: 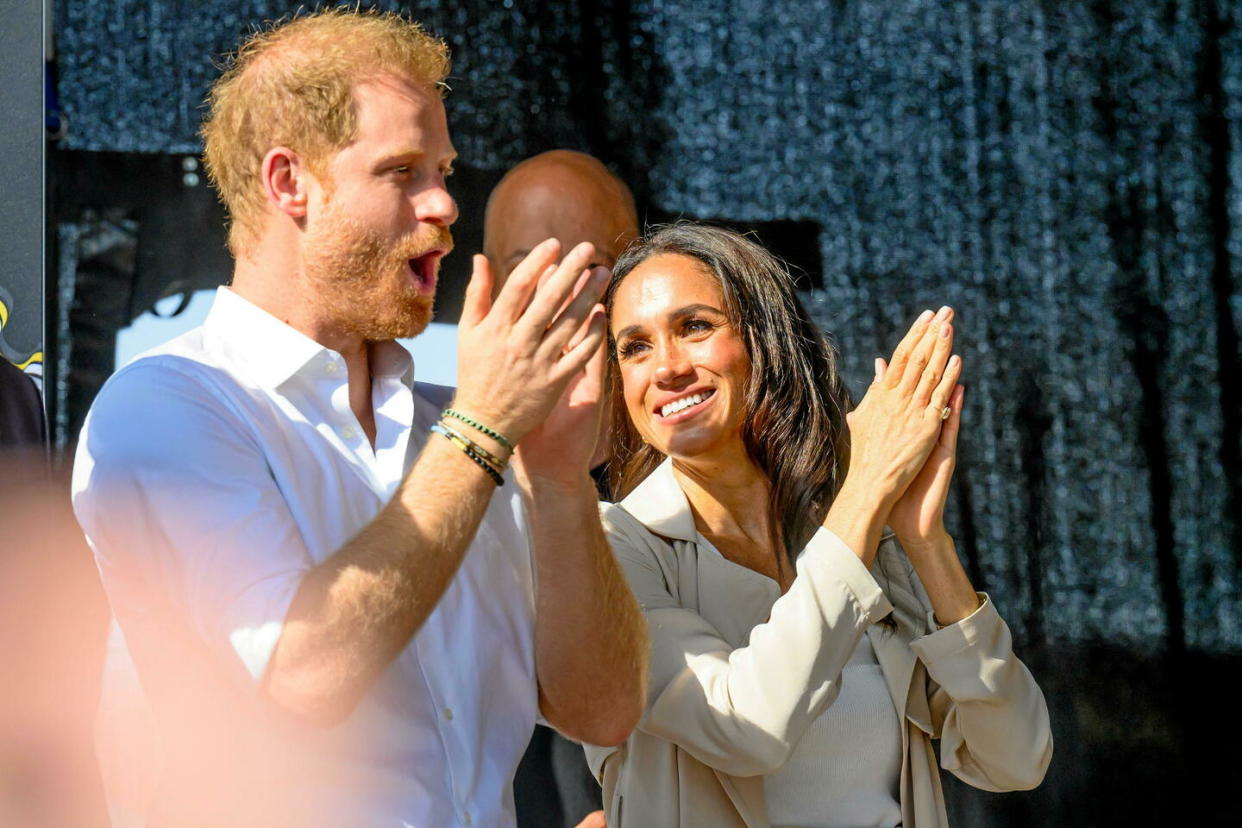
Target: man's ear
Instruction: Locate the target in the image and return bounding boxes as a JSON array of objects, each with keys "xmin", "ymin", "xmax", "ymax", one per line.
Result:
[{"xmin": 261, "ymin": 146, "xmax": 311, "ymax": 219}]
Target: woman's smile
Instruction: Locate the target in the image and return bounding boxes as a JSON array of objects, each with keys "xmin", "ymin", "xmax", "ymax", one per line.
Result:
[
  {"xmin": 653, "ymin": 387, "xmax": 717, "ymax": 422},
  {"xmin": 609, "ymin": 253, "xmax": 752, "ymax": 460}
]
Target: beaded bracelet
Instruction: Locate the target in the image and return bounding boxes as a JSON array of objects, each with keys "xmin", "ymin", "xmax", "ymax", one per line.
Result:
[
  {"xmin": 442, "ymin": 408, "xmax": 515, "ymax": 452},
  {"xmin": 436, "ymin": 420, "xmax": 508, "ymax": 472},
  {"xmin": 431, "ymin": 423, "xmax": 505, "ymax": 486}
]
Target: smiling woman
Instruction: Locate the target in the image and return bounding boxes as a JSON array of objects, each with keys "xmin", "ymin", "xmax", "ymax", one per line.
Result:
[
  {"xmin": 605, "ymin": 225, "xmax": 852, "ymax": 570},
  {"xmin": 591, "ymin": 223, "xmax": 1051, "ymax": 828}
]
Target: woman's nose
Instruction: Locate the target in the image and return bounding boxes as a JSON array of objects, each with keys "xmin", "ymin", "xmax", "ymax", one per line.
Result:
[{"xmin": 653, "ymin": 345, "xmax": 692, "ymax": 385}]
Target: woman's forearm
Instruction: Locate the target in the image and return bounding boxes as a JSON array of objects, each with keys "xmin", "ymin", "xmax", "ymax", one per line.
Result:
[
  {"xmin": 820, "ymin": 478, "xmax": 894, "ymax": 569},
  {"xmin": 898, "ymin": 530, "xmax": 980, "ymax": 625}
]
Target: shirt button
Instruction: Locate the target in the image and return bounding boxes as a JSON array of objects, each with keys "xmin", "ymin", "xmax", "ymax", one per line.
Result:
[
  {"xmin": 462, "ymin": 812, "xmax": 472, "ymax": 826},
  {"xmin": 340, "ymin": 425, "xmax": 357, "ymax": 441},
  {"xmin": 325, "ymin": 361, "xmax": 339, "ymax": 375},
  {"xmin": 442, "ymin": 707, "xmax": 454, "ymax": 721}
]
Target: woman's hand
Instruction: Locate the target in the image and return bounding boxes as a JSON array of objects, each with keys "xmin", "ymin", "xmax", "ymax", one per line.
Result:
[
  {"xmin": 842, "ymin": 307, "xmax": 962, "ymax": 508},
  {"xmin": 886, "ymin": 375, "xmax": 964, "ymax": 546}
]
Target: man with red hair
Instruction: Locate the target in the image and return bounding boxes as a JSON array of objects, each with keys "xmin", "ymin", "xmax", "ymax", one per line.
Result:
[{"xmin": 72, "ymin": 10, "xmax": 646, "ymax": 826}]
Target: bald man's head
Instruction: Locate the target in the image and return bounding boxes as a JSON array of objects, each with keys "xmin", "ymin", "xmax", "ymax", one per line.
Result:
[{"xmin": 483, "ymin": 150, "xmax": 639, "ymax": 288}]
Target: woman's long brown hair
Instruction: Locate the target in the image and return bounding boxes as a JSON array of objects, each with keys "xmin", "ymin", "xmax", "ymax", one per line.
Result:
[{"xmin": 604, "ymin": 223, "xmax": 854, "ymax": 563}]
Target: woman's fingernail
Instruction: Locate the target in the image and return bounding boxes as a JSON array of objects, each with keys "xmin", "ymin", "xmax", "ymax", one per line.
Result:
[
  {"xmin": 917, "ymin": 309, "xmax": 934, "ymax": 323},
  {"xmin": 940, "ymin": 322, "xmax": 952, "ymax": 338}
]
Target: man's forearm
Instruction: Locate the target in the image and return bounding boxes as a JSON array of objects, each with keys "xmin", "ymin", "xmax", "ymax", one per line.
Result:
[
  {"xmin": 264, "ymin": 435, "xmax": 500, "ymax": 724},
  {"xmin": 526, "ymin": 475, "xmax": 647, "ymax": 747}
]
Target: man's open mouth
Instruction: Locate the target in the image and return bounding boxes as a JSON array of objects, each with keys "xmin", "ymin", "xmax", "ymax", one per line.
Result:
[{"xmin": 407, "ymin": 249, "xmax": 446, "ymax": 294}]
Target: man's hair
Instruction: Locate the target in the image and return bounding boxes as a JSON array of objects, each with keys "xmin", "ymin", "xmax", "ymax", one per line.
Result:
[
  {"xmin": 202, "ymin": 8, "xmax": 450, "ymax": 258},
  {"xmin": 605, "ymin": 223, "xmax": 854, "ymax": 561}
]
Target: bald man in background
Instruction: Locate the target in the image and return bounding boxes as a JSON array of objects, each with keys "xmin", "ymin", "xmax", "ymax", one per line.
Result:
[
  {"xmin": 485, "ymin": 150, "xmax": 638, "ymax": 292},
  {"xmin": 485, "ymin": 150, "xmax": 638, "ymax": 828}
]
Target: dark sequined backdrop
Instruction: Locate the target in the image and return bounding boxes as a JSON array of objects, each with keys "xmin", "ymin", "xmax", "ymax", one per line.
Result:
[{"xmin": 50, "ymin": 1, "xmax": 1242, "ymax": 824}]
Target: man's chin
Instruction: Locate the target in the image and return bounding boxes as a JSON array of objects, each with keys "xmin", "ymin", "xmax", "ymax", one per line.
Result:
[
  {"xmin": 399, "ymin": 307, "xmax": 434, "ymax": 339},
  {"xmin": 378, "ymin": 296, "xmax": 434, "ymax": 341}
]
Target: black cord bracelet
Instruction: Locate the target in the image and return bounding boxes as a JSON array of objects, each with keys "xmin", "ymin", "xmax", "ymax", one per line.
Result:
[{"xmin": 431, "ymin": 423, "xmax": 505, "ymax": 486}]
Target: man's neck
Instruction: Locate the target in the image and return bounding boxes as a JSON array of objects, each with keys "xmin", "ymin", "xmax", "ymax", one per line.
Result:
[{"xmin": 231, "ymin": 248, "xmax": 378, "ymax": 448}]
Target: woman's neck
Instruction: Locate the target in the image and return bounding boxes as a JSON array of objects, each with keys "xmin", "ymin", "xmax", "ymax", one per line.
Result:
[{"xmin": 670, "ymin": 442, "xmax": 785, "ymax": 583}]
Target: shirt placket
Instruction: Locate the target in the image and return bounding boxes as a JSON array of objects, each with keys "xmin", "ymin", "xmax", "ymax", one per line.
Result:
[{"xmin": 413, "ymin": 623, "xmax": 477, "ymax": 827}]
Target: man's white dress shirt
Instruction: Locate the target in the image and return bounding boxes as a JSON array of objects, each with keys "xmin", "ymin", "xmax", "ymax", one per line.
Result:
[{"xmin": 73, "ymin": 287, "xmax": 538, "ymax": 827}]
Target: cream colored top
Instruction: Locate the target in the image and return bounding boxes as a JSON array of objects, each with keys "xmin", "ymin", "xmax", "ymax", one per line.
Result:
[
  {"xmin": 585, "ymin": 458, "xmax": 1053, "ymax": 828},
  {"xmin": 763, "ymin": 630, "xmax": 902, "ymax": 828}
]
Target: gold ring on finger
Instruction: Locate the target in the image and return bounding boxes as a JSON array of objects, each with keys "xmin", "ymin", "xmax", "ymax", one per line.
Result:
[{"xmin": 940, "ymin": 406, "xmax": 952, "ymax": 421}]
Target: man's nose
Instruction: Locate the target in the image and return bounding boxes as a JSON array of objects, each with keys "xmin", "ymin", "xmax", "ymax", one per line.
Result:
[{"xmin": 415, "ymin": 183, "xmax": 458, "ymax": 227}]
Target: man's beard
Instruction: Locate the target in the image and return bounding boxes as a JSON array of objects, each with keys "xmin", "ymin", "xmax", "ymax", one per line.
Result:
[{"xmin": 302, "ymin": 206, "xmax": 453, "ymax": 341}]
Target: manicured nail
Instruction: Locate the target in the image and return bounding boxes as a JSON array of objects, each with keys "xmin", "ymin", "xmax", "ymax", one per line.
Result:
[{"xmin": 917, "ymin": 309, "xmax": 934, "ymax": 323}]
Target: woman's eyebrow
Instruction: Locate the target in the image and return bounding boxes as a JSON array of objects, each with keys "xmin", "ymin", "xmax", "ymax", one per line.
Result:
[
  {"xmin": 668, "ymin": 303, "xmax": 726, "ymax": 322},
  {"xmin": 613, "ymin": 304, "xmax": 726, "ymax": 342},
  {"xmin": 614, "ymin": 323, "xmax": 644, "ymax": 342}
]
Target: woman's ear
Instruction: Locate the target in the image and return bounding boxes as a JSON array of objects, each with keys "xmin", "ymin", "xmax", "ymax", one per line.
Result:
[{"xmin": 260, "ymin": 146, "xmax": 310, "ymax": 219}]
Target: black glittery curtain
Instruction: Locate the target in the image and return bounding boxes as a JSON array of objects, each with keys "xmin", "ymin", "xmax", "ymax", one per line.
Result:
[{"xmin": 53, "ymin": 0, "xmax": 1242, "ymax": 822}]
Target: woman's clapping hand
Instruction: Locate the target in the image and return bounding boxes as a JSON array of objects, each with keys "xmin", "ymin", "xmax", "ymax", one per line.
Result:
[{"xmin": 843, "ymin": 307, "xmax": 963, "ymax": 515}]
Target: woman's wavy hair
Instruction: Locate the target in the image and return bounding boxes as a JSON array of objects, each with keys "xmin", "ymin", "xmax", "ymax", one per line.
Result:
[{"xmin": 605, "ymin": 223, "xmax": 854, "ymax": 561}]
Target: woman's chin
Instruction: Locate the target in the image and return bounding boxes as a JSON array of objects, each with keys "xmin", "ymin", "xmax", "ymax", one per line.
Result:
[{"xmin": 657, "ymin": 427, "xmax": 730, "ymax": 463}]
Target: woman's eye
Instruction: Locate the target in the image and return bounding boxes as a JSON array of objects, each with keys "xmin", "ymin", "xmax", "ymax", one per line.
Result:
[
  {"xmin": 684, "ymin": 318, "xmax": 713, "ymax": 334},
  {"xmin": 618, "ymin": 340, "xmax": 648, "ymax": 359}
]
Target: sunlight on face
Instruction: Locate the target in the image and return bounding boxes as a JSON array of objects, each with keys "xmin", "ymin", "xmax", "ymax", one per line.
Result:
[{"xmin": 610, "ymin": 254, "xmax": 751, "ymax": 461}]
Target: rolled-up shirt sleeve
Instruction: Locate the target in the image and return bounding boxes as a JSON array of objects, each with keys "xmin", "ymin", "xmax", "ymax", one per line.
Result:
[
  {"xmin": 909, "ymin": 593, "xmax": 1053, "ymax": 791},
  {"xmin": 72, "ymin": 360, "xmax": 312, "ymax": 689}
]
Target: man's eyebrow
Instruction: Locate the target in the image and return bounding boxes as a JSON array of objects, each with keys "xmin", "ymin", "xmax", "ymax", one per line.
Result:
[{"xmin": 375, "ymin": 148, "xmax": 458, "ymax": 165}]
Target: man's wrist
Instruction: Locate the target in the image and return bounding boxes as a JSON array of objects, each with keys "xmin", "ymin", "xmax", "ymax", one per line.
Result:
[{"xmin": 441, "ymin": 404, "xmax": 516, "ymax": 460}]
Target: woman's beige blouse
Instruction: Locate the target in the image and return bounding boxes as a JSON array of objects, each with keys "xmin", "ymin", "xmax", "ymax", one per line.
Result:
[{"xmin": 585, "ymin": 458, "xmax": 1053, "ymax": 828}]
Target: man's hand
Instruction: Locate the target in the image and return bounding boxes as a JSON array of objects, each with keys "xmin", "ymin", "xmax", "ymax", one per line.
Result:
[
  {"xmin": 513, "ymin": 316, "xmax": 607, "ymax": 489},
  {"xmin": 454, "ymin": 240, "xmax": 608, "ymax": 447}
]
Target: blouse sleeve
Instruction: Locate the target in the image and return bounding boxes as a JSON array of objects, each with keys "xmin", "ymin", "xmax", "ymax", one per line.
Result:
[
  {"xmin": 600, "ymin": 503, "xmax": 894, "ymax": 777},
  {"xmin": 910, "ymin": 594, "xmax": 1054, "ymax": 791}
]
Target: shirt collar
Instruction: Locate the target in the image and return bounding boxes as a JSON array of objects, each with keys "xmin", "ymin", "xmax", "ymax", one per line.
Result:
[
  {"xmin": 204, "ymin": 287, "xmax": 414, "ymax": 390},
  {"xmin": 618, "ymin": 456, "xmax": 700, "ymax": 543}
]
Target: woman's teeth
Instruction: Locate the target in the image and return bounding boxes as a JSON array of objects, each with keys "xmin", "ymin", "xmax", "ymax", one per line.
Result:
[{"xmin": 660, "ymin": 391, "xmax": 711, "ymax": 418}]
